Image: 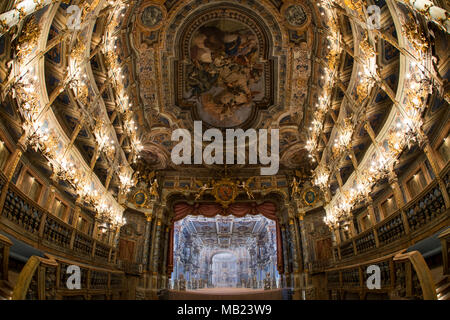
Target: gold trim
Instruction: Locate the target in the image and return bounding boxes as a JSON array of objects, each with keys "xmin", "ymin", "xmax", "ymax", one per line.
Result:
[
  {"xmin": 133, "ymin": 191, "xmax": 148, "ymax": 207},
  {"xmin": 302, "ymin": 187, "xmax": 318, "ymax": 206}
]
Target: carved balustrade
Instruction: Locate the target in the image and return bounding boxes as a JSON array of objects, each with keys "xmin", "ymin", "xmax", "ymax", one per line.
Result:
[
  {"xmin": 333, "ymin": 164, "xmax": 450, "ymax": 263},
  {"xmin": 325, "ymin": 250, "xmax": 437, "ymax": 300},
  {"xmin": 0, "ymin": 175, "xmax": 116, "ymax": 266},
  {"xmin": 12, "ymin": 255, "xmax": 125, "ymax": 300}
]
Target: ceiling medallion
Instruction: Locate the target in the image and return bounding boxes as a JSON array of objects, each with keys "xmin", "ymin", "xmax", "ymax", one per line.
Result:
[
  {"xmin": 138, "ymin": 3, "xmax": 167, "ymax": 31},
  {"xmin": 281, "ymin": 2, "xmax": 311, "ymax": 31}
]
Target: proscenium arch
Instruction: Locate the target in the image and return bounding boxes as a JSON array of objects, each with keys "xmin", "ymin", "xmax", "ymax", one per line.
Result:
[{"xmin": 166, "ymin": 198, "xmax": 291, "ymax": 276}]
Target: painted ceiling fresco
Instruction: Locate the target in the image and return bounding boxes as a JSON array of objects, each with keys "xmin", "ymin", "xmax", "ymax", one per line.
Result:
[
  {"xmin": 184, "ymin": 20, "xmax": 263, "ymax": 127},
  {"xmin": 127, "ymin": 0, "xmax": 319, "ymax": 171}
]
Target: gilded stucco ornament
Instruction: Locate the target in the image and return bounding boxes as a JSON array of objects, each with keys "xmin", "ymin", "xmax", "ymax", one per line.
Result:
[
  {"xmin": 302, "ymin": 187, "xmax": 318, "ymax": 206},
  {"xmin": 16, "ymin": 16, "xmax": 40, "ymax": 61},
  {"xmin": 212, "ymin": 178, "xmax": 239, "ymax": 208},
  {"xmin": 132, "ymin": 190, "xmax": 148, "ymax": 207},
  {"xmin": 402, "ymin": 14, "xmax": 429, "ymax": 54}
]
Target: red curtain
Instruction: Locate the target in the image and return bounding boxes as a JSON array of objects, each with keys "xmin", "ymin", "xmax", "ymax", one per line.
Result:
[
  {"xmin": 167, "ymin": 226, "xmax": 174, "ymax": 274},
  {"xmin": 168, "ymin": 202, "xmax": 284, "ymax": 275},
  {"xmin": 173, "ymin": 201, "xmax": 278, "ymax": 221}
]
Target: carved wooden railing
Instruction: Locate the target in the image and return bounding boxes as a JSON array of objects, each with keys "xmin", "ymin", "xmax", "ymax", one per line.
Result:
[
  {"xmin": 334, "ymin": 164, "xmax": 450, "ymax": 264},
  {"xmin": 12, "ymin": 255, "xmax": 58, "ymax": 300},
  {"xmin": 12, "ymin": 254, "xmax": 125, "ymax": 300},
  {"xmin": 376, "ymin": 209, "xmax": 406, "ymax": 246},
  {"xmin": 0, "ymin": 176, "xmax": 117, "ymax": 267},
  {"xmin": 354, "ymin": 228, "xmax": 376, "ymax": 254},
  {"xmin": 325, "ymin": 250, "xmax": 437, "ymax": 300}
]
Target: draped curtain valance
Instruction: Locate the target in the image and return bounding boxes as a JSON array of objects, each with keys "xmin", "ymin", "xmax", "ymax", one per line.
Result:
[{"xmin": 172, "ymin": 201, "xmax": 277, "ymax": 221}]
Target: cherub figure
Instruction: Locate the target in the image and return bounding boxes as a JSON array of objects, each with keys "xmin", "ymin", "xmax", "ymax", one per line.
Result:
[
  {"xmin": 238, "ymin": 177, "xmax": 255, "ymax": 200},
  {"xmin": 194, "ymin": 181, "xmax": 212, "ymax": 200}
]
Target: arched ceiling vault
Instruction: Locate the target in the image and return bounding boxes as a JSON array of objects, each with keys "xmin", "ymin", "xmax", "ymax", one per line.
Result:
[{"xmin": 0, "ymin": 0, "xmax": 448, "ymax": 227}]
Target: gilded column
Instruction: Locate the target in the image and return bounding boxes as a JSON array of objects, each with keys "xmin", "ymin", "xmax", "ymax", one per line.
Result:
[
  {"xmin": 92, "ymin": 217, "xmax": 102, "ymax": 240},
  {"xmin": 366, "ymin": 197, "xmax": 380, "ymax": 248},
  {"xmin": 388, "ymin": 171, "xmax": 404, "ymax": 209},
  {"xmin": 142, "ymin": 213, "xmax": 152, "ymax": 267},
  {"xmin": 288, "ymin": 219, "xmax": 299, "ymax": 272},
  {"xmin": 150, "ymin": 206, "xmax": 164, "ymax": 296},
  {"xmin": 280, "ymin": 225, "xmax": 291, "ymax": 288},
  {"xmin": 147, "ymin": 207, "xmax": 158, "ymax": 289},
  {"xmin": 388, "ymin": 171, "xmax": 410, "ymax": 234},
  {"xmin": 348, "ymin": 218, "xmax": 358, "ymax": 238},
  {"xmin": 332, "ymin": 227, "xmax": 342, "ymax": 260},
  {"xmin": 293, "ymin": 216, "xmax": 303, "ymax": 271},
  {"xmin": 69, "ymin": 199, "xmax": 82, "ymax": 249},
  {"xmin": 289, "ymin": 210, "xmax": 303, "ymax": 299},
  {"xmin": 161, "ymin": 224, "xmax": 170, "ymax": 289}
]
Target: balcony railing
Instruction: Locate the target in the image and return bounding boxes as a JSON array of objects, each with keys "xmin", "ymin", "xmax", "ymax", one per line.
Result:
[
  {"xmin": 12, "ymin": 254, "xmax": 125, "ymax": 300},
  {"xmin": 0, "ymin": 175, "xmax": 117, "ymax": 267},
  {"xmin": 376, "ymin": 210, "xmax": 405, "ymax": 246},
  {"xmin": 354, "ymin": 229, "xmax": 376, "ymax": 254},
  {"xmin": 334, "ymin": 164, "xmax": 449, "ymax": 264},
  {"xmin": 404, "ymin": 180, "xmax": 446, "ymax": 232},
  {"xmin": 325, "ymin": 250, "xmax": 437, "ymax": 300}
]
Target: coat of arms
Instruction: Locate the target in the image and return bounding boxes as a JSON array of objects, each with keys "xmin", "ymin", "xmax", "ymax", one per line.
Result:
[{"xmin": 212, "ymin": 178, "xmax": 238, "ymax": 208}]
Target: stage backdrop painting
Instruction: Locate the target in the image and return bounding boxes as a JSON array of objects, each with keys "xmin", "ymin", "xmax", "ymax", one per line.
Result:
[{"xmin": 168, "ymin": 202, "xmax": 284, "ymax": 275}]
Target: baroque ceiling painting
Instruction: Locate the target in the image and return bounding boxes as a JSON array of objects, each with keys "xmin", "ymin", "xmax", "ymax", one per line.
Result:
[
  {"xmin": 185, "ymin": 19, "xmax": 263, "ymax": 127},
  {"xmin": 129, "ymin": 0, "xmax": 315, "ymax": 171}
]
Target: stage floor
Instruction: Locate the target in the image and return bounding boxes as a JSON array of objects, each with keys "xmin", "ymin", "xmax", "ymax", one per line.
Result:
[
  {"xmin": 165, "ymin": 288, "xmax": 283, "ymax": 300},
  {"xmin": 188, "ymin": 288, "xmax": 268, "ymax": 294}
]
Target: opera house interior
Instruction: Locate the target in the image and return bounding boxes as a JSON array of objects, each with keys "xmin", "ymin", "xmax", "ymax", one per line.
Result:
[{"xmin": 0, "ymin": 0, "xmax": 448, "ymax": 302}]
